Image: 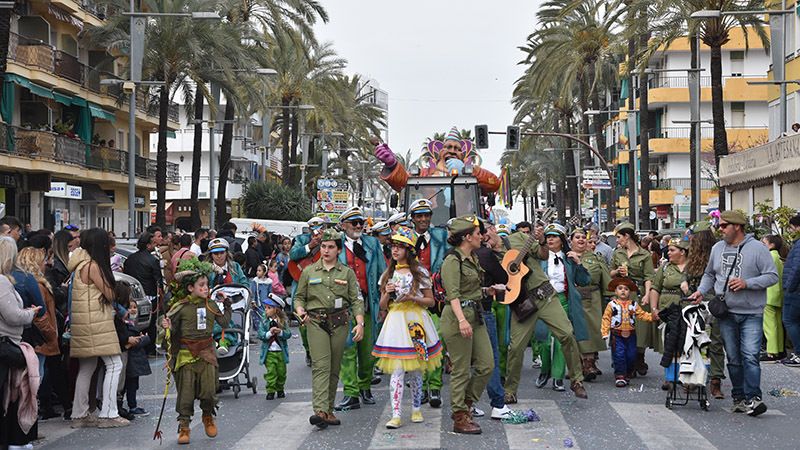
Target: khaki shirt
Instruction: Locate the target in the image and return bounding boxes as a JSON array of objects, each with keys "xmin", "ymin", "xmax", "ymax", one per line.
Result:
[
  {"xmin": 611, "ymin": 246, "xmax": 655, "ymax": 288},
  {"xmin": 441, "ymin": 247, "xmax": 483, "ymax": 302},
  {"xmin": 168, "ymin": 295, "xmax": 231, "ymax": 342},
  {"xmin": 652, "ymin": 262, "xmax": 687, "ymax": 308},
  {"xmin": 507, "ymin": 231, "xmax": 549, "ymax": 291},
  {"xmin": 581, "ymin": 252, "xmax": 613, "ymax": 296},
  {"xmin": 294, "ymin": 259, "xmax": 365, "ymax": 316}
]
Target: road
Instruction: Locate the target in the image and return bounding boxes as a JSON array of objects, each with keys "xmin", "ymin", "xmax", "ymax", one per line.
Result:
[{"xmin": 36, "ymin": 326, "xmax": 800, "ymax": 449}]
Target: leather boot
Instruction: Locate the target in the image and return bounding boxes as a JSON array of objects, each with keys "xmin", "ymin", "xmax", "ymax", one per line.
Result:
[
  {"xmin": 323, "ymin": 411, "xmax": 341, "ymax": 426},
  {"xmin": 452, "ymin": 410, "xmax": 481, "ymax": 434},
  {"xmin": 570, "ymin": 380, "xmax": 588, "ymax": 399},
  {"xmin": 310, "ymin": 411, "xmax": 329, "ymax": 429},
  {"xmin": 202, "ymin": 415, "xmax": 217, "ymax": 438},
  {"xmin": 710, "ymin": 378, "xmax": 725, "ymax": 399},
  {"xmin": 465, "ymin": 400, "xmax": 474, "ymax": 419},
  {"xmin": 635, "ymin": 352, "xmax": 648, "ymax": 376},
  {"xmin": 177, "ymin": 421, "xmax": 191, "ymax": 445},
  {"xmin": 581, "ymin": 355, "xmax": 597, "ymax": 382}
]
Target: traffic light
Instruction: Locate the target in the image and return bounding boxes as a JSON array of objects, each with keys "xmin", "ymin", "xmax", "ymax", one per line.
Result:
[
  {"xmin": 506, "ymin": 125, "xmax": 520, "ymax": 150},
  {"xmin": 475, "ymin": 124, "xmax": 489, "ymax": 149}
]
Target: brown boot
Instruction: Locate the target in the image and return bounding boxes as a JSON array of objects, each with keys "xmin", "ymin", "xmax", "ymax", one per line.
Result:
[
  {"xmin": 570, "ymin": 380, "xmax": 588, "ymax": 399},
  {"xmin": 581, "ymin": 355, "xmax": 597, "ymax": 382},
  {"xmin": 323, "ymin": 411, "xmax": 341, "ymax": 426},
  {"xmin": 465, "ymin": 400, "xmax": 474, "ymax": 419},
  {"xmin": 309, "ymin": 411, "xmax": 328, "ymax": 429},
  {"xmin": 710, "ymin": 378, "xmax": 725, "ymax": 399},
  {"xmin": 452, "ymin": 410, "xmax": 481, "ymax": 434},
  {"xmin": 202, "ymin": 415, "xmax": 217, "ymax": 438},
  {"xmin": 177, "ymin": 422, "xmax": 191, "ymax": 445}
]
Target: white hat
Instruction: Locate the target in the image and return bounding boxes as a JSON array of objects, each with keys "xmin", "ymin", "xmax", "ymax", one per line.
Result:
[
  {"xmin": 388, "ymin": 212, "xmax": 410, "ymax": 226},
  {"xmin": 339, "ymin": 206, "xmax": 365, "ymax": 222},
  {"xmin": 208, "ymin": 238, "xmax": 230, "ymax": 253},
  {"xmin": 408, "ymin": 198, "xmax": 433, "ymax": 215},
  {"xmin": 308, "ymin": 217, "xmax": 326, "ymax": 227}
]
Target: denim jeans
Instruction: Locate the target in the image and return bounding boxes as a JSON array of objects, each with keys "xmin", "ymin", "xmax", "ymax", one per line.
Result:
[
  {"xmin": 482, "ymin": 309, "xmax": 505, "ymax": 408},
  {"xmin": 782, "ymin": 301, "xmax": 800, "ymax": 355},
  {"xmin": 718, "ymin": 313, "xmax": 763, "ymax": 401}
]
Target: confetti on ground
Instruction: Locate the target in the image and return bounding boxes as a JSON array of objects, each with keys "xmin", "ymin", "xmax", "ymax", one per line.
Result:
[
  {"xmin": 502, "ymin": 408, "xmax": 541, "ymax": 424},
  {"xmin": 564, "ymin": 437, "xmax": 574, "ymax": 447},
  {"xmin": 768, "ymin": 388, "xmax": 800, "ymax": 397}
]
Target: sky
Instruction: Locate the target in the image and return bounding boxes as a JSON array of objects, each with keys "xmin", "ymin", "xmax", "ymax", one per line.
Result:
[{"xmin": 314, "ymin": 0, "xmax": 543, "ymax": 222}]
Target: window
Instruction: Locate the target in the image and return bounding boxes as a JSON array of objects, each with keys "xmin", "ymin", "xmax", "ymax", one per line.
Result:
[{"xmin": 730, "ymin": 51, "xmax": 744, "ymax": 77}]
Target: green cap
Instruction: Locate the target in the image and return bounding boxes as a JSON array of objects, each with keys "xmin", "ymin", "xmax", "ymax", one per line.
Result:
[
  {"xmin": 447, "ymin": 214, "xmax": 482, "ymax": 234},
  {"xmin": 689, "ymin": 220, "xmax": 711, "ymax": 233},
  {"xmin": 668, "ymin": 237, "xmax": 690, "ymax": 250},
  {"xmin": 720, "ymin": 210, "xmax": 747, "ymax": 226},
  {"xmin": 320, "ymin": 229, "xmax": 342, "ymax": 242},
  {"xmin": 614, "ymin": 222, "xmax": 635, "ymax": 234}
]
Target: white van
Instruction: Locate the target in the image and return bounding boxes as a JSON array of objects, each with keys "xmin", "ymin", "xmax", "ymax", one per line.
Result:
[{"xmin": 229, "ymin": 218, "xmax": 308, "ymax": 239}]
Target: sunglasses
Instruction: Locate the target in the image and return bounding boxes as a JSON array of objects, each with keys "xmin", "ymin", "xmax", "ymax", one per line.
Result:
[
  {"xmin": 718, "ymin": 223, "xmax": 730, "ymax": 229},
  {"xmin": 348, "ymin": 220, "xmax": 365, "ymax": 227}
]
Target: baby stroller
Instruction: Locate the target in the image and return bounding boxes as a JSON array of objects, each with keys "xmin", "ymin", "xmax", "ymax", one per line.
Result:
[
  {"xmin": 662, "ymin": 299, "xmax": 711, "ymax": 411},
  {"xmin": 211, "ymin": 283, "xmax": 258, "ymax": 399}
]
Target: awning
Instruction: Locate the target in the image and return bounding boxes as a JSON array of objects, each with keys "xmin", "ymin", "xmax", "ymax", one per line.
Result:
[
  {"xmin": 53, "ymin": 91, "xmax": 73, "ymax": 106},
  {"xmin": 4, "ymin": 74, "xmax": 54, "ymax": 99},
  {"xmin": 48, "ymin": 4, "xmax": 83, "ymax": 31},
  {"xmin": 81, "ymin": 183, "xmax": 114, "ymax": 205},
  {"xmin": 88, "ymin": 102, "xmax": 116, "ymax": 122}
]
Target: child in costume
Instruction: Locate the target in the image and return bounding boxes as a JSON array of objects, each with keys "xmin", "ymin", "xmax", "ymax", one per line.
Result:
[
  {"xmin": 258, "ymin": 293, "xmax": 291, "ymax": 400},
  {"xmin": 162, "ymin": 258, "xmax": 232, "ymax": 445},
  {"xmin": 372, "ymin": 226, "xmax": 443, "ymax": 429},
  {"xmin": 250, "ymin": 263, "xmax": 273, "ymax": 331},
  {"xmin": 601, "ymin": 277, "xmax": 654, "ymax": 387}
]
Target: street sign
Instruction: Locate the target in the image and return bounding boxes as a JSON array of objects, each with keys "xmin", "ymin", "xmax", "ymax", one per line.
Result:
[
  {"xmin": 581, "ymin": 179, "xmax": 612, "ymax": 190},
  {"xmin": 582, "ymin": 169, "xmax": 610, "ymax": 180}
]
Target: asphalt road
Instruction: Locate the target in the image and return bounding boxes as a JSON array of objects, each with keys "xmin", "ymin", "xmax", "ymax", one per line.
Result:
[{"xmin": 35, "ymin": 326, "xmax": 800, "ymax": 450}]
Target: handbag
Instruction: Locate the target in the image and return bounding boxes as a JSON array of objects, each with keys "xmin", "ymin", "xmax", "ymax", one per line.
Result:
[
  {"xmin": 0, "ymin": 336, "xmax": 26, "ymax": 368},
  {"xmin": 708, "ymin": 243, "xmax": 745, "ymax": 318}
]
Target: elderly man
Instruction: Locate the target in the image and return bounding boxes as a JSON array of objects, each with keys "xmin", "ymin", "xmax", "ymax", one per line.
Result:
[{"xmin": 334, "ymin": 206, "xmax": 386, "ymax": 411}]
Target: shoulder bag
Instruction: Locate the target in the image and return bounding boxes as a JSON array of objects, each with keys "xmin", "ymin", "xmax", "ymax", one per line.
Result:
[{"xmin": 708, "ymin": 243, "xmax": 745, "ymax": 318}]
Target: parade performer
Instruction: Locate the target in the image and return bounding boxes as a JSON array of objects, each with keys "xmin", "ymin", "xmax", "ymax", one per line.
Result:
[
  {"xmin": 374, "ymin": 126, "xmax": 501, "ymax": 195},
  {"xmin": 407, "ymin": 198, "xmax": 449, "ymax": 407},
  {"xmin": 372, "ymin": 226, "xmax": 442, "ymax": 429},
  {"xmin": 290, "ymin": 216, "xmax": 329, "ymax": 366},
  {"xmin": 335, "ymin": 206, "xmax": 387, "ymax": 411},
  {"xmin": 161, "ymin": 258, "xmax": 232, "ymax": 445},
  {"xmin": 370, "ymin": 220, "xmax": 393, "ymax": 266},
  {"xmin": 294, "ymin": 229, "xmax": 365, "ymax": 430},
  {"xmin": 601, "ymin": 277, "xmax": 654, "ymax": 387},
  {"xmin": 258, "ymin": 293, "xmax": 291, "ymax": 400}
]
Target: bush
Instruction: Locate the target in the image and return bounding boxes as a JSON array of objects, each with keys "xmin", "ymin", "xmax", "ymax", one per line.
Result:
[{"xmin": 242, "ymin": 181, "xmax": 312, "ymax": 221}]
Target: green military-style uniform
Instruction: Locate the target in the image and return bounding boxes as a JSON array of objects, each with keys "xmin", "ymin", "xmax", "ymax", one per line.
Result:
[
  {"xmin": 611, "ymin": 245, "xmax": 656, "ymax": 350},
  {"xmin": 504, "ymin": 231, "xmax": 585, "ymax": 398},
  {"xmin": 577, "ymin": 251, "xmax": 612, "ymax": 354},
  {"xmin": 295, "ymin": 256, "xmax": 364, "ymax": 416},
  {"xmin": 652, "ymin": 261, "xmax": 688, "ymax": 354},
  {"xmin": 439, "ymin": 217, "xmax": 494, "ymax": 415},
  {"xmin": 167, "ymin": 294, "xmax": 232, "ymax": 424}
]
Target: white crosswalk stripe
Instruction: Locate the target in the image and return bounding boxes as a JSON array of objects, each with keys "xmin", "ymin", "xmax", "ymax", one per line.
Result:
[
  {"xmin": 232, "ymin": 401, "xmax": 313, "ymax": 450},
  {"xmin": 503, "ymin": 399, "xmax": 580, "ymax": 450},
  {"xmin": 368, "ymin": 397, "xmax": 443, "ymax": 449},
  {"xmin": 610, "ymin": 402, "xmax": 716, "ymax": 449}
]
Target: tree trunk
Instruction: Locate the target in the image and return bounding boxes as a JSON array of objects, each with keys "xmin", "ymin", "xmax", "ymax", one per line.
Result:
[
  {"xmin": 290, "ymin": 112, "xmax": 299, "ymax": 187},
  {"xmin": 280, "ymin": 100, "xmax": 291, "ymax": 186},
  {"xmin": 155, "ymin": 86, "xmax": 169, "ymax": 227},
  {"xmin": 563, "ymin": 113, "xmax": 578, "ymax": 219},
  {"xmin": 689, "ymin": 32, "xmax": 699, "ymax": 223},
  {"xmin": 710, "ymin": 42, "xmax": 728, "ymax": 211},
  {"xmin": 216, "ymin": 100, "xmax": 235, "ymax": 226},
  {"xmin": 639, "ymin": 30, "xmax": 651, "ymax": 229},
  {"xmin": 578, "ymin": 74, "xmax": 593, "ymax": 168},
  {"xmin": 189, "ymin": 88, "xmax": 204, "ymax": 230},
  {"xmin": 553, "ymin": 114, "xmax": 567, "ymax": 222}
]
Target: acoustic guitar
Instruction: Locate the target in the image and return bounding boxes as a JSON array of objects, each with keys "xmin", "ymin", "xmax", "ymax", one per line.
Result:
[{"xmin": 500, "ymin": 207, "xmax": 556, "ymax": 305}]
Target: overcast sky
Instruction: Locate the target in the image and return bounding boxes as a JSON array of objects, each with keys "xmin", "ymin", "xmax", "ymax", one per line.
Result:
[{"xmin": 314, "ymin": 1, "xmax": 543, "ymax": 222}]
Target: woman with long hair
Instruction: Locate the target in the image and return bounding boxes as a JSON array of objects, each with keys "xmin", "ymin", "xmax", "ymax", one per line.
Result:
[
  {"xmin": 372, "ymin": 226, "xmax": 441, "ymax": 429},
  {"xmin": 685, "ymin": 221, "xmax": 725, "ymax": 398},
  {"xmin": 610, "ymin": 223, "xmax": 655, "ymax": 378},
  {"xmin": 761, "ymin": 235, "xmax": 786, "ymax": 362},
  {"xmin": 68, "ymin": 228, "xmax": 128, "ymax": 429},
  {"xmin": 49, "ymin": 230, "xmax": 75, "ymax": 288},
  {"xmin": 17, "ymin": 245, "xmax": 59, "ymax": 377}
]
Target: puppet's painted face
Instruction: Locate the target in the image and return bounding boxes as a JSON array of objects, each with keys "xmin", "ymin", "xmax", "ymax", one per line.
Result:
[{"xmin": 441, "ymin": 139, "xmax": 463, "ymax": 161}]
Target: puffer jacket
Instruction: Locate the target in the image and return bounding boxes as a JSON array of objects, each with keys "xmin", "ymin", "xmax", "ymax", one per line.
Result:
[
  {"xmin": 659, "ymin": 303, "xmax": 685, "ymax": 368},
  {"xmin": 783, "ymin": 238, "xmax": 800, "ymax": 304},
  {"xmin": 67, "ymin": 249, "xmax": 120, "ymax": 358}
]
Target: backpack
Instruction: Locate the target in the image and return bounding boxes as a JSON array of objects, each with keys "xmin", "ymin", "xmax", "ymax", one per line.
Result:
[{"xmin": 430, "ymin": 249, "xmax": 464, "ymax": 312}]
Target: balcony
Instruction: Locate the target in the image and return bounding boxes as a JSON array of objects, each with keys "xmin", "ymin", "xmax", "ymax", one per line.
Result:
[
  {"xmin": 649, "ymin": 126, "xmax": 768, "ymax": 154},
  {"xmin": 646, "ymin": 76, "xmax": 769, "ymax": 105},
  {"xmin": 0, "ymin": 124, "xmax": 179, "ymax": 183},
  {"xmin": 8, "ymin": 33, "xmax": 54, "ymax": 73},
  {"xmin": 652, "ymin": 177, "xmax": 716, "ymax": 190}
]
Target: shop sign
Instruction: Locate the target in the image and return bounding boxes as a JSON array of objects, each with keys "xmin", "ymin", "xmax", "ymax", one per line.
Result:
[
  {"xmin": 134, "ymin": 196, "xmax": 145, "ymax": 208},
  {"xmin": 47, "ymin": 182, "xmax": 82, "ymax": 199}
]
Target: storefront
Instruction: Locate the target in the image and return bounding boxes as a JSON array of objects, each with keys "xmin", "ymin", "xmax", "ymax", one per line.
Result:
[
  {"xmin": 719, "ymin": 133, "xmax": 800, "ymax": 213},
  {"xmin": 43, "ymin": 181, "xmax": 114, "ymax": 230}
]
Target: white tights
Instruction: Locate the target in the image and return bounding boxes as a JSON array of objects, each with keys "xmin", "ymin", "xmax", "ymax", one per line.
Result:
[{"xmin": 389, "ymin": 368, "xmax": 422, "ymax": 418}]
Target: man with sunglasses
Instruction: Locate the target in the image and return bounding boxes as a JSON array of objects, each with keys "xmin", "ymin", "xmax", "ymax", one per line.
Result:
[
  {"xmin": 373, "ymin": 126, "xmax": 500, "ymax": 195},
  {"xmin": 335, "ymin": 207, "xmax": 387, "ymax": 411},
  {"xmin": 688, "ymin": 210, "xmax": 778, "ymax": 417}
]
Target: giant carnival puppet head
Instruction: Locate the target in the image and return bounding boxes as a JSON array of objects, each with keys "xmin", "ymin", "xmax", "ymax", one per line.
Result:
[{"xmin": 418, "ymin": 126, "xmax": 482, "ymax": 175}]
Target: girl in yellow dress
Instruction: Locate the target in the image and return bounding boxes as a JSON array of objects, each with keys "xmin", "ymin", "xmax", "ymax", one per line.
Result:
[{"xmin": 372, "ymin": 226, "xmax": 443, "ymax": 429}]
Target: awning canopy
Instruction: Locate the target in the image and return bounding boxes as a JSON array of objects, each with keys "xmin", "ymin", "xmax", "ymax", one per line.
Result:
[
  {"xmin": 88, "ymin": 102, "xmax": 116, "ymax": 122},
  {"xmin": 5, "ymin": 74, "xmax": 54, "ymax": 100},
  {"xmin": 52, "ymin": 91, "xmax": 73, "ymax": 106},
  {"xmin": 82, "ymin": 183, "xmax": 114, "ymax": 205}
]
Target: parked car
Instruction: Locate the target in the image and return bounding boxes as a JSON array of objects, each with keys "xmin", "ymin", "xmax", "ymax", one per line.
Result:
[{"xmin": 113, "ymin": 272, "xmax": 151, "ymax": 332}]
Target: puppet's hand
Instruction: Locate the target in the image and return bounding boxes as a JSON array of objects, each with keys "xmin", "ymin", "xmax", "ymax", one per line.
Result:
[
  {"xmin": 374, "ymin": 143, "xmax": 397, "ymax": 168},
  {"xmin": 446, "ymin": 158, "xmax": 465, "ymax": 174}
]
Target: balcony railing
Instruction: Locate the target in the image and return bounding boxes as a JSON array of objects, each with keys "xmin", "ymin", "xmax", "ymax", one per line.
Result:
[
  {"xmin": 8, "ymin": 32, "xmax": 179, "ymax": 122},
  {"xmin": 0, "ymin": 124, "xmax": 179, "ymax": 183},
  {"xmin": 648, "ymin": 75, "xmax": 764, "ymax": 89},
  {"xmin": 653, "ymin": 177, "xmax": 716, "ymax": 190},
  {"xmin": 652, "ymin": 126, "xmax": 765, "ymax": 140}
]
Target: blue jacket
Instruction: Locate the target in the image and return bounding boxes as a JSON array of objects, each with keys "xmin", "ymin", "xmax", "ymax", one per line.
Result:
[
  {"xmin": 249, "ymin": 278, "xmax": 273, "ymax": 305},
  {"xmin": 288, "ymin": 232, "xmax": 315, "ymax": 297},
  {"xmin": 783, "ymin": 238, "xmax": 800, "ymax": 303},
  {"xmin": 258, "ymin": 315, "xmax": 291, "ymax": 364},
  {"xmin": 12, "ymin": 270, "xmax": 46, "ymax": 317},
  {"xmin": 427, "ymin": 226, "xmax": 450, "ymax": 275},
  {"xmin": 534, "ymin": 255, "xmax": 591, "ymax": 342},
  {"xmin": 208, "ymin": 261, "xmax": 248, "ymax": 288},
  {"xmin": 339, "ymin": 234, "xmax": 386, "ymax": 344}
]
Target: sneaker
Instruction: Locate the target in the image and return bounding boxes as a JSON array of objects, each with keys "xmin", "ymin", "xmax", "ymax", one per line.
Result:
[
  {"xmin": 129, "ymin": 407, "xmax": 149, "ymax": 417},
  {"xmin": 731, "ymin": 399, "xmax": 748, "ymax": 413},
  {"xmin": 760, "ymin": 352, "xmax": 784, "ymax": 363},
  {"xmin": 615, "ymin": 377, "xmax": 628, "ymax": 388},
  {"xmin": 411, "ymin": 410, "xmax": 424, "ymax": 423},
  {"xmin": 97, "ymin": 416, "xmax": 131, "ymax": 428},
  {"xmin": 532, "ymin": 356, "xmax": 542, "ymax": 369},
  {"xmin": 277, "ymin": 391, "xmax": 286, "ymax": 398},
  {"xmin": 535, "ymin": 373, "xmax": 550, "ymax": 388},
  {"xmin": 781, "ymin": 353, "xmax": 800, "ymax": 367},
  {"xmin": 385, "ymin": 417, "xmax": 402, "ymax": 429},
  {"xmin": 118, "ymin": 408, "xmax": 135, "ymax": 421},
  {"xmin": 553, "ymin": 379, "xmax": 566, "ymax": 392},
  {"xmin": 471, "ymin": 406, "xmax": 485, "ymax": 417},
  {"xmin": 491, "ymin": 405, "xmax": 513, "ymax": 420},
  {"xmin": 70, "ymin": 415, "xmax": 97, "ymax": 429},
  {"xmin": 746, "ymin": 396, "xmax": 767, "ymax": 417}
]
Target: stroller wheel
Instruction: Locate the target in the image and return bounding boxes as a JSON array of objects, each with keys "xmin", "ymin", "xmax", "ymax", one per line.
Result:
[
  {"xmin": 251, "ymin": 377, "xmax": 258, "ymax": 394},
  {"xmin": 700, "ymin": 399, "xmax": 710, "ymax": 411},
  {"xmin": 233, "ymin": 384, "xmax": 241, "ymax": 399}
]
